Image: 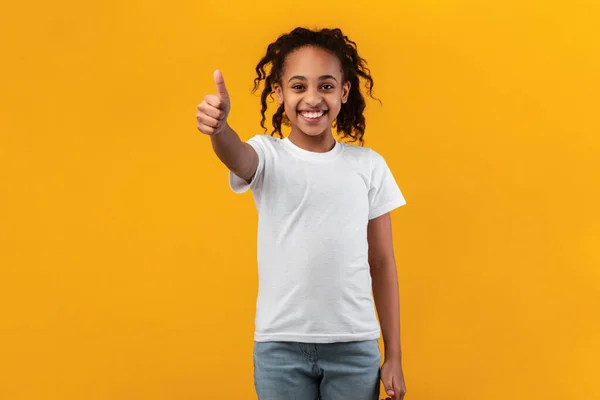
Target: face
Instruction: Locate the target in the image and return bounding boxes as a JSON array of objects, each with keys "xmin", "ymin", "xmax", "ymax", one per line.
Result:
[{"xmin": 273, "ymin": 46, "xmax": 351, "ymax": 138}]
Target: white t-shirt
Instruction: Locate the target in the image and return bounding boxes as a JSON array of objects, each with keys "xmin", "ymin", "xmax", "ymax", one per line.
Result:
[{"xmin": 229, "ymin": 134, "xmax": 406, "ymax": 343}]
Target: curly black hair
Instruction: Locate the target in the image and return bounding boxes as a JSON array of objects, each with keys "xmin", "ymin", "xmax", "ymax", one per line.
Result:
[{"xmin": 252, "ymin": 27, "xmax": 379, "ymax": 145}]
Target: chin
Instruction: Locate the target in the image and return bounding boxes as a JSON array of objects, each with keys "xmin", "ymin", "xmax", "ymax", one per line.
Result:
[
  {"xmin": 290, "ymin": 119, "xmax": 333, "ymax": 137},
  {"xmin": 301, "ymin": 128, "xmax": 328, "ymax": 137}
]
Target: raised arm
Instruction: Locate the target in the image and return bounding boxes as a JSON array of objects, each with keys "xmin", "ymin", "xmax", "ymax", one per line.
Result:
[{"xmin": 196, "ymin": 70, "xmax": 258, "ymax": 182}]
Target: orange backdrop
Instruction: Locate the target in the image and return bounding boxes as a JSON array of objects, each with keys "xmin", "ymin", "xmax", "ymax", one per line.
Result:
[{"xmin": 1, "ymin": 0, "xmax": 598, "ymax": 399}]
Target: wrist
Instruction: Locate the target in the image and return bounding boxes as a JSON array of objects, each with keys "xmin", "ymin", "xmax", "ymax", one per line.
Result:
[
  {"xmin": 215, "ymin": 121, "xmax": 230, "ymax": 136},
  {"xmin": 384, "ymin": 347, "xmax": 402, "ymax": 361},
  {"xmin": 210, "ymin": 122, "xmax": 231, "ymax": 144}
]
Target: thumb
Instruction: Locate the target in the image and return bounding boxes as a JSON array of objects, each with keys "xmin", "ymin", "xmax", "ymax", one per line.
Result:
[
  {"xmin": 385, "ymin": 379, "xmax": 395, "ymax": 396},
  {"xmin": 213, "ymin": 69, "xmax": 229, "ymax": 102}
]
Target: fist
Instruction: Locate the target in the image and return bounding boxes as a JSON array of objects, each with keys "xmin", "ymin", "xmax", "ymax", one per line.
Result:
[{"xmin": 196, "ymin": 70, "xmax": 231, "ymax": 135}]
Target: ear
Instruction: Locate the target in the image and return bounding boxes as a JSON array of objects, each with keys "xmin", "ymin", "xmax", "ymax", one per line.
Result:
[
  {"xmin": 273, "ymin": 82, "xmax": 284, "ymax": 105},
  {"xmin": 341, "ymin": 80, "xmax": 351, "ymax": 104}
]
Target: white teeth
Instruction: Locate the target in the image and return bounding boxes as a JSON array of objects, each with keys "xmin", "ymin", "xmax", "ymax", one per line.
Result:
[{"xmin": 300, "ymin": 110, "xmax": 325, "ymax": 119}]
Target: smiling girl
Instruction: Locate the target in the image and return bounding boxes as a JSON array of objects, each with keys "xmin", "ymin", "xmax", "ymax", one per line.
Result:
[{"xmin": 196, "ymin": 27, "xmax": 408, "ymax": 400}]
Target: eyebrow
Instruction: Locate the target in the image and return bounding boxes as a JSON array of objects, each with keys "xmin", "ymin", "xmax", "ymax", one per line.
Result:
[{"xmin": 288, "ymin": 75, "xmax": 338, "ymax": 83}]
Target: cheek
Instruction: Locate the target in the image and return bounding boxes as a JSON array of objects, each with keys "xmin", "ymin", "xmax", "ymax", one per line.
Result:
[
  {"xmin": 281, "ymin": 95, "xmax": 298, "ymax": 113},
  {"xmin": 327, "ymin": 96, "xmax": 342, "ymax": 112},
  {"xmin": 284, "ymin": 102, "xmax": 297, "ymax": 116}
]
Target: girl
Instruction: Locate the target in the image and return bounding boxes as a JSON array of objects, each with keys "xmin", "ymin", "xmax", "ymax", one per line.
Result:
[{"xmin": 196, "ymin": 27, "xmax": 407, "ymax": 400}]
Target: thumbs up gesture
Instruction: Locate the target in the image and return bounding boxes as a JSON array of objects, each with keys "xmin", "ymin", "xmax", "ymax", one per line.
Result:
[{"xmin": 196, "ymin": 70, "xmax": 231, "ymax": 136}]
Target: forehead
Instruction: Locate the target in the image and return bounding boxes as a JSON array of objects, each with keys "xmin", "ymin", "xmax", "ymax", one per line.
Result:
[{"xmin": 282, "ymin": 46, "xmax": 343, "ymax": 78}]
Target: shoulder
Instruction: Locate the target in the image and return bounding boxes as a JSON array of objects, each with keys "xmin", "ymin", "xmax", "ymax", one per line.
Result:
[
  {"xmin": 246, "ymin": 134, "xmax": 285, "ymax": 157},
  {"xmin": 248, "ymin": 133, "xmax": 281, "ymax": 148},
  {"xmin": 339, "ymin": 142, "xmax": 386, "ymax": 167},
  {"xmin": 248, "ymin": 133, "xmax": 279, "ymax": 143},
  {"xmin": 340, "ymin": 141, "xmax": 371, "ymax": 158}
]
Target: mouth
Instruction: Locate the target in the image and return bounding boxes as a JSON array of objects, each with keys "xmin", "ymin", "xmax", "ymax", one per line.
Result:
[{"xmin": 297, "ymin": 109, "xmax": 328, "ymax": 123}]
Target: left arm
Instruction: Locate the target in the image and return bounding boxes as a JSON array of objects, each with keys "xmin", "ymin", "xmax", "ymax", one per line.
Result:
[{"xmin": 368, "ymin": 212, "xmax": 407, "ymax": 400}]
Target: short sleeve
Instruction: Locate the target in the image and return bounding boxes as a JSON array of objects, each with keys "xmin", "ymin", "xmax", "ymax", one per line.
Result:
[
  {"xmin": 368, "ymin": 149, "xmax": 406, "ymax": 219},
  {"xmin": 229, "ymin": 135, "xmax": 267, "ymax": 193}
]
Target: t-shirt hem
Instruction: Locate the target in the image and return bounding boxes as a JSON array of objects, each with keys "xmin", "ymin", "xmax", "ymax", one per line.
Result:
[
  {"xmin": 254, "ymin": 330, "xmax": 381, "ymax": 343},
  {"xmin": 369, "ymin": 198, "xmax": 407, "ymax": 220},
  {"xmin": 229, "ymin": 170, "xmax": 254, "ymax": 193}
]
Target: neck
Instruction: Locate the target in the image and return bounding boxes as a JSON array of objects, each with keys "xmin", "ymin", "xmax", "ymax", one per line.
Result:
[{"xmin": 288, "ymin": 128, "xmax": 336, "ymax": 153}]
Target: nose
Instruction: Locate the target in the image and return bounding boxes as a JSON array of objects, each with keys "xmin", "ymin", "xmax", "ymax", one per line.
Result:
[{"xmin": 304, "ymin": 88, "xmax": 323, "ymax": 108}]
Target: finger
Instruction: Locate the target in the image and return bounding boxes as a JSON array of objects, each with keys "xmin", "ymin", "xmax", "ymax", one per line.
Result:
[
  {"xmin": 384, "ymin": 382, "xmax": 395, "ymax": 398},
  {"xmin": 390, "ymin": 376, "xmax": 400, "ymax": 400},
  {"xmin": 213, "ymin": 69, "xmax": 229, "ymax": 102},
  {"xmin": 196, "ymin": 112, "xmax": 220, "ymax": 129},
  {"xmin": 204, "ymin": 94, "xmax": 226, "ymax": 111},
  {"xmin": 381, "ymin": 371, "xmax": 395, "ymax": 397},
  {"xmin": 393, "ymin": 378, "xmax": 404, "ymax": 400},
  {"xmin": 399, "ymin": 386, "xmax": 406, "ymax": 400},
  {"xmin": 196, "ymin": 122, "xmax": 215, "ymax": 135},
  {"xmin": 198, "ymin": 100, "xmax": 223, "ymax": 120}
]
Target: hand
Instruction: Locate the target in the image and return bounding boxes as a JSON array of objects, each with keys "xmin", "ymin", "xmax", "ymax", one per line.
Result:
[
  {"xmin": 196, "ymin": 70, "xmax": 231, "ymax": 136},
  {"xmin": 380, "ymin": 358, "xmax": 407, "ymax": 400}
]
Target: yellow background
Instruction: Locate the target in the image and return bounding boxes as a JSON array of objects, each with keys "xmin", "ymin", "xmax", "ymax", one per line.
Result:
[{"xmin": 1, "ymin": 0, "xmax": 598, "ymax": 399}]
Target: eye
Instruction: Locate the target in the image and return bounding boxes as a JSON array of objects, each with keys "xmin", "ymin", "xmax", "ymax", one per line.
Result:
[
  {"xmin": 291, "ymin": 84, "xmax": 304, "ymax": 90},
  {"xmin": 321, "ymin": 84, "xmax": 335, "ymax": 90}
]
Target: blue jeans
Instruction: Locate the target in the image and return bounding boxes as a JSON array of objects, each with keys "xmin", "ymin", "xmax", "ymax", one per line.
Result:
[{"xmin": 253, "ymin": 340, "xmax": 381, "ymax": 400}]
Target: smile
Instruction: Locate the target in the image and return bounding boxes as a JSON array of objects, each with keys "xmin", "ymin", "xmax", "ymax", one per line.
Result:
[{"xmin": 298, "ymin": 110, "xmax": 327, "ymax": 121}]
